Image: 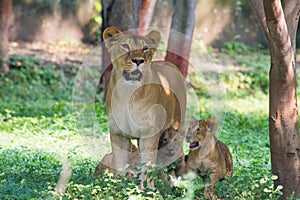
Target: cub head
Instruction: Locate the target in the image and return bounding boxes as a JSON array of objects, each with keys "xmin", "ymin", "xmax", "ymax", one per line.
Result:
[
  {"xmin": 159, "ymin": 127, "xmax": 184, "ymax": 158},
  {"xmin": 103, "ymin": 26, "xmax": 161, "ymax": 82},
  {"xmin": 186, "ymin": 117, "xmax": 218, "ymax": 151}
]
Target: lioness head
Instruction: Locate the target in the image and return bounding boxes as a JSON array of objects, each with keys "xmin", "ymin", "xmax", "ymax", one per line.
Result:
[
  {"xmin": 103, "ymin": 26, "xmax": 161, "ymax": 82},
  {"xmin": 159, "ymin": 127, "xmax": 184, "ymax": 157},
  {"xmin": 186, "ymin": 117, "xmax": 218, "ymax": 151}
]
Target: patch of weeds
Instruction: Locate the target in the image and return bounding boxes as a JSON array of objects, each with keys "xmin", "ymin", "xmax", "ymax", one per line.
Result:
[
  {"xmin": 0, "ymin": 147, "xmax": 61, "ymax": 199},
  {"xmin": 220, "ymin": 67, "xmax": 269, "ymax": 97},
  {"xmin": 0, "ymin": 55, "xmax": 76, "ymax": 117},
  {"xmin": 221, "ymin": 41, "xmax": 252, "ymax": 56}
]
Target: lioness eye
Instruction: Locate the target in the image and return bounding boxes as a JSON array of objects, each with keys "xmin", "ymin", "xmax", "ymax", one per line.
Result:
[
  {"xmin": 196, "ymin": 128, "xmax": 200, "ymax": 131},
  {"xmin": 121, "ymin": 44, "xmax": 130, "ymax": 50},
  {"xmin": 143, "ymin": 46, "xmax": 149, "ymax": 51}
]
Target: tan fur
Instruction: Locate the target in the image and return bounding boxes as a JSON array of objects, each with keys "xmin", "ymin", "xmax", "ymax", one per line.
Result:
[
  {"xmin": 157, "ymin": 127, "xmax": 185, "ymax": 178},
  {"xmin": 185, "ymin": 117, "xmax": 233, "ymax": 186},
  {"xmin": 94, "ymin": 144, "xmax": 139, "ymax": 178},
  {"xmin": 103, "ymin": 27, "xmax": 186, "ymax": 189},
  {"xmin": 95, "ymin": 128, "xmax": 185, "ymax": 179}
]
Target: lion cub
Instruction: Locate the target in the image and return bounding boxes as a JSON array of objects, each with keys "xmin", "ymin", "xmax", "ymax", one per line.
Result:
[
  {"xmin": 157, "ymin": 127, "xmax": 185, "ymax": 178},
  {"xmin": 94, "ymin": 144, "xmax": 139, "ymax": 178},
  {"xmin": 185, "ymin": 117, "xmax": 233, "ymax": 186}
]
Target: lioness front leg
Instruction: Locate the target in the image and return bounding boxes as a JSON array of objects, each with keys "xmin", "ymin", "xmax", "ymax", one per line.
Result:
[
  {"xmin": 110, "ymin": 133, "xmax": 131, "ymax": 175},
  {"xmin": 138, "ymin": 134, "xmax": 160, "ymax": 190}
]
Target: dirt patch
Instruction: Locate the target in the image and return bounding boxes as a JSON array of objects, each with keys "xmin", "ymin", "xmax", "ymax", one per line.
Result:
[{"xmin": 8, "ymin": 41, "xmax": 95, "ymax": 68}]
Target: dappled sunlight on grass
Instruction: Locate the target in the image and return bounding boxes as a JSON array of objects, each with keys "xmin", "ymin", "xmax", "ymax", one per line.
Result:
[
  {"xmin": 226, "ymin": 94, "xmax": 268, "ymax": 115},
  {"xmin": 0, "ymin": 46, "xmax": 285, "ymax": 199}
]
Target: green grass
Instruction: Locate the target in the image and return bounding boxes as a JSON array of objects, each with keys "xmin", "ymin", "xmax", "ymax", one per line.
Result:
[{"xmin": 0, "ymin": 46, "xmax": 289, "ymax": 199}]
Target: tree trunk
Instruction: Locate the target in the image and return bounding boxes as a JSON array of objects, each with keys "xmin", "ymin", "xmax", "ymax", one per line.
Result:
[
  {"xmin": 138, "ymin": 0, "xmax": 157, "ymax": 35},
  {"xmin": 165, "ymin": 0, "xmax": 196, "ymax": 77},
  {"xmin": 248, "ymin": 0, "xmax": 300, "ymax": 198},
  {"xmin": 99, "ymin": 0, "xmax": 142, "ymax": 99},
  {"xmin": 0, "ymin": 0, "xmax": 12, "ymax": 74}
]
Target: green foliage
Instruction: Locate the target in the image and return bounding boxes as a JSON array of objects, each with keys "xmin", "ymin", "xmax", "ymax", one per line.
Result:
[
  {"xmin": 0, "ymin": 47, "xmax": 287, "ymax": 199},
  {"xmin": 91, "ymin": 1, "xmax": 103, "ymax": 44},
  {"xmin": 221, "ymin": 68, "xmax": 269, "ymax": 97},
  {"xmin": 222, "ymin": 41, "xmax": 251, "ymax": 56},
  {"xmin": 0, "ymin": 55, "xmax": 76, "ymax": 117},
  {"xmin": 191, "ymin": 43, "xmax": 270, "ymax": 99},
  {"xmin": 0, "ymin": 147, "xmax": 61, "ymax": 199},
  {"xmin": 93, "ymin": 1, "xmax": 102, "ymax": 24}
]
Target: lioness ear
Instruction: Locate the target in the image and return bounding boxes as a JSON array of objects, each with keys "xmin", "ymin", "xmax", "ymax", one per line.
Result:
[
  {"xmin": 206, "ymin": 118, "xmax": 218, "ymax": 134},
  {"xmin": 145, "ymin": 30, "xmax": 161, "ymax": 48},
  {"xmin": 103, "ymin": 26, "xmax": 123, "ymax": 48},
  {"xmin": 103, "ymin": 26, "xmax": 122, "ymax": 40},
  {"xmin": 189, "ymin": 116, "xmax": 197, "ymax": 126}
]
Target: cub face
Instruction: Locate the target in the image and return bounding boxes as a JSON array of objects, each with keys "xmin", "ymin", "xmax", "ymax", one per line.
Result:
[
  {"xmin": 103, "ymin": 27, "xmax": 161, "ymax": 81},
  {"xmin": 186, "ymin": 117, "xmax": 218, "ymax": 151},
  {"xmin": 159, "ymin": 127, "xmax": 184, "ymax": 158}
]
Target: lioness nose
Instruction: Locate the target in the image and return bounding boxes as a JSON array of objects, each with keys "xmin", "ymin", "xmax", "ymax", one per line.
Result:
[{"xmin": 132, "ymin": 59, "xmax": 144, "ymax": 66}]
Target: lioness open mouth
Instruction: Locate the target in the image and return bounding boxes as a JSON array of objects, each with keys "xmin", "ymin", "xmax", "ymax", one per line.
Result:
[
  {"xmin": 189, "ymin": 142, "xmax": 199, "ymax": 150},
  {"xmin": 123, "ymin": 69, "xmax": 143, "ymax": 81}
]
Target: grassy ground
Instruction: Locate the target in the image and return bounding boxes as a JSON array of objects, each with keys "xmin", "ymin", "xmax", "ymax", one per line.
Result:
[{"xmin": 0, "ymin": 42, "xmax": 292, "ymax": 199}]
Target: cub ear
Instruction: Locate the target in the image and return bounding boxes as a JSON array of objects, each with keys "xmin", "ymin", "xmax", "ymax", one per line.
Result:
[
  {"xmin": 145, "ymin": 30, "xmax": 161, "ymax": 49},
  {"xmin": 189, "ymin": 116, "xmax": 197, "ymax": 126},
  {"xmin": 205, "ymin": 118, "xmax": 218, "ymax": 134},
  {"xmin": 103, "ymin": 26, "xmax": 123, "ymax": 48}
]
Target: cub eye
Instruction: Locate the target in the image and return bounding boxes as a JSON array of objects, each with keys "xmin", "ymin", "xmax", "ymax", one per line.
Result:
[
  {"xmin": 142, "ymin": 45, "xmax": 149, "ymax": 51},
  {"xmin": 121, "ymin": 44, "xmax": 130, "ymax": 50},
  {"xmin": 173, "ymin": 138, "xmax": 178, "ymax": 142},
  {"xmin": 163, "ymin": 138, "xmax": 168, "ymax": 143},
  {"xmin": 196, "ymin": 128, "xmax": 201, "ymax": 131}
]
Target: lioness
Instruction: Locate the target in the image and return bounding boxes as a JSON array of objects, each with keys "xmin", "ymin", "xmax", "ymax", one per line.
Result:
[
  {"xmin": 185, "ymin": 117, "xmax": 233, "ymax": 186},
  {"xmin": 103, "ymin": 27, "xmax": 186, "ymax": 189}
]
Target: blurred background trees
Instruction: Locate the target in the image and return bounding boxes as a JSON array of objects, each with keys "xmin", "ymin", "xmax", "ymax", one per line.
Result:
[
  {"xmin": 0, "ymin": 0, "xmax": 267, "ymax": 76},
  {"xmin": 0, "ymin": 0, "xmax": 266, "ymax": 46},
  {"xmin": 0, "ymin": 0, "xmax": 12, "ymax": 74}
]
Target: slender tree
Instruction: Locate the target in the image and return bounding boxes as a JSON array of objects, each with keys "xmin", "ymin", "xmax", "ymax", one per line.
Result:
[
  {"xmin": 165, "ymin": 0, "xmax": 196, "ymax": 77},
  {"xmin": 248, "ymin": 0, "xmax": 300, "ymax": 198},
  {"xmin": 0, "ymin": 0, "xmax": 12, "ymax": 74}
]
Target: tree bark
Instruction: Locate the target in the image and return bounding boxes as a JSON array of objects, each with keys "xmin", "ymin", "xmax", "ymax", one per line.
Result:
[
  {"xmin": 247, "ymin": 0, "xmax": 271, "ymax": 44},
  {"xmin": 99, "ymin": 0, "xmax": 142, "ymax": 99},
  {"xmin": 165, "ymin": 0, "xmax": 196, "ymax": 77},
  {"xmin": 249, "ymin": 0, "xmax": 300, "ymax": 198},
  {"xmin": 0, "ymin": 0, "xmax": 12, "ymax": 74},
  {"xmin": 138, "ymin": 0, "xmax": 157, "ymax": 35},
  {"xmin": 282, "ymin": 0, "xmax": 300, "ymax": 56}
]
